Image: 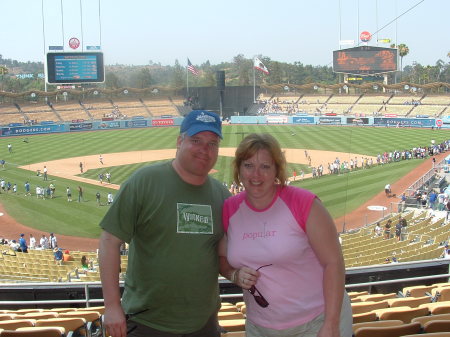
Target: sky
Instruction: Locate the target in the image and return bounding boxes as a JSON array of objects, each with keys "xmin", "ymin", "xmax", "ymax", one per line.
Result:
[{"xmin": 1, "ymin": 0, "xmax": 449, "ymax": 68}]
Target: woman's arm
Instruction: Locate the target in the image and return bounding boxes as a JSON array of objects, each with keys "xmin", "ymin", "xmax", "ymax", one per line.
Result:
[
  {"xmin": 306, "ymin": 199, "xmax": 346, "ymax": 337},
  {"xmin": 218, "ymin": 234, "xmax": 258, "ymax": 290}
]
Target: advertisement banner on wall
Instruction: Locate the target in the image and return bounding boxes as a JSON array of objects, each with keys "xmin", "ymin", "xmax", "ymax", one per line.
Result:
[
  {"xmin": 373, "ymin": 118, "xmax": 435, "ymax": 127},
  {"xmin": 152, "ymin": 119, "xmax": 174, "ymax": 126},
  {"xmin": 292, "ymin": 116, "xmax": 315, "ymax": 124},
  {"xmin": 267, "ymin": 116, "xmax": 288, "ymax": 124},
  {"xmin": 347, "ymin": 117, "xmax": 369, "ymax": 125},
  {"xmin": 125, "ymin": 120, "xmax": 148, "ymax": 128},
  {"xmin": 1, "ymin": 124, "xmax": 65, "ymax": 136},
  {"xmin": 99, "ymin": 121, "xmax": 121, "ymax": 129},
  {"xmin": 319, "ymin": 117, "xmax": 342, "ymax": 125},
  {"xmin": 69, "ymin": 123, "xmax": 93, "ymax": 131}
]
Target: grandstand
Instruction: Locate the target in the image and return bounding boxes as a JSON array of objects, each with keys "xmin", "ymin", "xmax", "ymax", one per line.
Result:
[{"xmin": 0, "ymin": 92, "xmax": 448, "ymax": 125}]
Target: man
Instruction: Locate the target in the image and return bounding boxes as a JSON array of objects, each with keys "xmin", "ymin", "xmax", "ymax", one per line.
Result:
[
  {"xmin": 99, "ymin": 110, "xmax": 230, "ymax": 337},
  {"xmin": 49, "ymin": 233, "xmax": 57, "ymax": 249},
  {"xmin": 29, "ymin": 234, "xmax": 36, "ymax": 250},
  {"xmin": 385, "ymin": 183, "xmax": 391, "ymax": 197},
  {"xmin": 40, "ymin": 234, "xmax": 49, "ymax": 249},
  {"xmin": 19, "ymin": 234, "xmax": 28, "ymax": 253},
  {"xmin": 43, "ymin": 166, "xmax": 48, "ymax": 181},
  {"xmin": 96, "ymin": 191, "xmax": 101, "ymax": 205},
  {"xmin": 107, "ymin": 192, "xmax": 113, "ymax": 205}
]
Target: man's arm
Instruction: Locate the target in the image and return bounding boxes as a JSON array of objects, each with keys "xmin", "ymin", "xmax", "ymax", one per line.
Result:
[{"xmin": 99, "ymin": 230, "xmax": 126, "ymax": 337}]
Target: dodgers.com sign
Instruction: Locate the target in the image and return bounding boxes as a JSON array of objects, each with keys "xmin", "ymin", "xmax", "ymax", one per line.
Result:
[{"xmin": 152, "ymin": 119, "xmax": 174, "ymax": 126}]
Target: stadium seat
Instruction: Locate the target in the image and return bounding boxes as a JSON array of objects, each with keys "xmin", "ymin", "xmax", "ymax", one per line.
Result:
[
  {"xmin": 14, "ymin": 313, "xmax": 58, "ymax": 320},
  {"xmin": 402, "ymin": 332, "xmax": 450, "ymax": 337},
  {"xmin": 353, "ymin": 322, "xmax": 421, "ymax": 337},
  {"xmin": 402, "ymin": 284, "xmax": 437, "ymax": 297},
  {"xmin": 0, "ymin": 327, "xmax": 65, "ymax": 337},
  {"xmin": 357, "ymin": 293, "xmax": 397, "ymax": 302},
  {"xmin": 0, "ymin": 316, "xmax": 14, "ymax": 322},
  {"xmin": 351, "ymin": 300, "xmax": 389, "ymax": 314},
  {"xmin": 0, "ymin": 320, "xmax": 35, "ymax": 330},
  {"xmin": 221, "ymin": 332, "xmax": 245, "ymax": 337},
  {"xmin": 376, "ymin": 306, "xmax": 429, "ymax": 323},
  {"xmin": 219, "ymin": 319, "xmax": 245, "ymax": 332},
  {"xmin": 352, "ymin": 312, "xmax": 377, "ymax": 323},
  {"xmin": 352, "ymin": 319, "xmax": 404, "ymax": 333},
  {"xmin": 423, "ymin": 320, "xmax": 450, "ymax": 333},
  {"xmin": 387, "ymin": 295, "xmax": 431, "ymax": 308},
  {"xmin": 419, "ymin": 301, "xmax": 450, "ymax": 314},
  {"xmin": 411, "ymin": 313, "xmax": 450, "ymax": 326},
  {"xmin": 35, "ymin": 317, "xmax": 87, "ymax": 336},
  {"xmin": 218, "ymin": 312, "xmax": 245, "ymax": 320}
]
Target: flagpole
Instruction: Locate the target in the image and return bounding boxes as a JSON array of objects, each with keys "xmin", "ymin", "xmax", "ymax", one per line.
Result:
[
  {"xmin": 253, "ymin": 58, "xmax": 256, "ymax": 103},
  {"xmin": 186, "ymin": 59, "xmax": 189, "ymax": 98}
]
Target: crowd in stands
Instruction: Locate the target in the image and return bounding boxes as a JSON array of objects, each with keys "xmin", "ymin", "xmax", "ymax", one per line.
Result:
[{"xmin": 101, "ymin": 105, "xmax": 127, "ymax": 120}]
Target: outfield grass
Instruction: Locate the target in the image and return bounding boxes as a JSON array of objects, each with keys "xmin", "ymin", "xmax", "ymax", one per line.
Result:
[{"xmin": 0, "ymin": 125, "xmax": 447, "ymax": 238}]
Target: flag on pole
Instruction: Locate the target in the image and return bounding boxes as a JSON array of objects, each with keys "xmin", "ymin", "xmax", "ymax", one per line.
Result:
[
  {"xmin": 254, "ymin": 57, "xmax": 269, "ymax": 75},
  {"xmin": 187, "ymin": 58, "xmax": 200, "ymax": 76}
]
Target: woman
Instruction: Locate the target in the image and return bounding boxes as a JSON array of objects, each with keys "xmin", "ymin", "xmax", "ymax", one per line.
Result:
[
  {"xmin": 219, "ymin": 133, "xmax": 352, "ymax": 337},
  {"xmin": 81, "ymin": 255, "xmax": 90, "ymax": 270},
  {"xmin": 384, "ymin": 220, "xmax": 392, "ymax": 240}
]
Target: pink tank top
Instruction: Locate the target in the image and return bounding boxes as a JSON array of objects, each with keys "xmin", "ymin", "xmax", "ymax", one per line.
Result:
[{"xmin": 223, "ymin": 186, "xmax": 324, "ymax": 330}]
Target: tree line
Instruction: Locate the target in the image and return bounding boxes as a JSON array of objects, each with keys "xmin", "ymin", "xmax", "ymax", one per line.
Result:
[{"xmin": 0, "ymin": 51, "xmax": 449, "ymax": 94}]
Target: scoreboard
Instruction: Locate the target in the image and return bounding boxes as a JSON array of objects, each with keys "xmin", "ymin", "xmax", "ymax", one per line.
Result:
[
  {"xmin": 46, "ymin": 52, "xmax": 105, "ymax": 84},
  {"xmin": 333, "ymin": 46, "xmax": 397, "ymax": 75}
]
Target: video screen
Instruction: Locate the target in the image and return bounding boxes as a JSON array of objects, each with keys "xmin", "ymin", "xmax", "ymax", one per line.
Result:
[
  {"xmin": 333, "ymin": 46, "xmax": 397, "ymax": 75},
  {"xmin": 46, "ymin": 52, "xmax": 105, "ymax": 84}
]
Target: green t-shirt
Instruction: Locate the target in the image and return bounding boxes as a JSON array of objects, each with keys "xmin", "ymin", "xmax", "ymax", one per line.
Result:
[{"xmin": 99, "ymin": 161, "xmax": 230, "ymax": 333}]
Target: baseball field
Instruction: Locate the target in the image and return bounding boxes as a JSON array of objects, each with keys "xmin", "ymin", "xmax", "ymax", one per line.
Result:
[{"xmin": 0, "ymin": 124, "xmax": 447, "ymax": 248}]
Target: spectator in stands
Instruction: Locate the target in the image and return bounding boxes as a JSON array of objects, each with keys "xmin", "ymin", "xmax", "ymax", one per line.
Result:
[
  {"xmin": 18, "ymin": 234, "xmax": 27, "ymax": 253},
  {"xmin": 374, "ymin": 222, "xmax": 382, "ymax": 237},
  {"xmin": 98, "ymin": 110, "xmax": 229, "ymax": 337},
  {"xmin": 429, "ymin": 190, "xmax": 438, "ymax": 210},
  {"xmin": 53, "ymin": 248, "xmax": 63, "ymax": 265},
  {"xmin": 384, "ymin": 220, "xmax": 392, "ymax": 239},
  {"xmin": 40, "ymin": 234, "xmax": 49, "ymax": 249},
  {"xmin": 63, "ymin": 250, "xmax": 74, "ymax": 262},
  {"xmin": 441, "ymin": 245, "xmax": 450, "ymax": 259},
  {"xmin": 395, "ymin": 220, "xmax": 402, "ymax": 241},
  {"xmin": 400, "ymin": 217, "xmax": 408, "ymax": 241},
  {"xmin": 49, "ymin": 233, "xmax": 57, "ymax": 249},
  {"xmin": 9, "ymin": 240, "xmax": 20, "ymax": 252},
  {"xmin": 446, "ymin": 199, "xmax": 450, "ymax": 221},
  {"xmin": 29, "ymin": 234, "xmax": 36, "ymax": 250},
  {"xmin": 81, "ymin": 255, "xmax": 91, "ymax": 270},
  {"xmin": 219, "ymin": 133, "xmax": 352, "ymax": 337}
]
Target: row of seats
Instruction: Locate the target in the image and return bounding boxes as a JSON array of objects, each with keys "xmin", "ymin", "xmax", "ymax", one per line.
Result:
[
  {"xmin": 342, "ymin": 210, "xmax": 449, "ymax": 267},
  {"xmin": 0, "ymin": 97, "xmax": 183, "ymax": 125},
  {"xmin": 0, "ymin": 306, "xmax": 104, "ymax": 337},
  {"xmin": 258, "ymin": 93, "xmax": 449, "ymax": 117}
]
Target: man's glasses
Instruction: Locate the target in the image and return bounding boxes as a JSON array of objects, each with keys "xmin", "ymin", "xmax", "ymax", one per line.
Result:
[{"xmin": 248, "ymin": 264, "xmax": 272, "ymax": 308}]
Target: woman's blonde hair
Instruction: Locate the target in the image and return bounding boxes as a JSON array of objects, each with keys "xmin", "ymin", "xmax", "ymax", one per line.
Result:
[{"xmin": 233, "ymin": 133, "xmax": 287, "ymax": 186}]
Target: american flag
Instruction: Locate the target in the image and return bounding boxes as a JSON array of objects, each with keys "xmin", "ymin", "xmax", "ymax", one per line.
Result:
[{"xmin": 187, "ymin": 58, "xmax": 200, "ymax": 76}]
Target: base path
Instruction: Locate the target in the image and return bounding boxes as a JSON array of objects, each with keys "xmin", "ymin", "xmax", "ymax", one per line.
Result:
[
  {"xmin": 19, "ymin": 148, "xmax": 374, "ymax": 187},
  {"xmin": 1, "ymin": 148, "xmax": 380, "ymax": 251}
]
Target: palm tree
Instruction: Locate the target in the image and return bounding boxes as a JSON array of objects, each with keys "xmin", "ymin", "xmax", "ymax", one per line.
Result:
[{"xmin": 398, "ymin": 44, "xmax": 409, "ymax": 80}]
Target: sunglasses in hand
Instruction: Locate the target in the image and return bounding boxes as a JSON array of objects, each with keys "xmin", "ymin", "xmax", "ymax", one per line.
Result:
[{"xmin": 248, "ymin": 264, "xmax": 272, "ymax": 308}]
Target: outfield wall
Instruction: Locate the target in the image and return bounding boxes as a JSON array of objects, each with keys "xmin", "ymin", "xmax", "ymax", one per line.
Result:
[{"xmin": 1, "ymin": 114, "xmax": 449, "ymax": 137}]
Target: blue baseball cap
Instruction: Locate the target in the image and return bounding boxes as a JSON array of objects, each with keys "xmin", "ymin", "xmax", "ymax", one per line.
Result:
[{"xmin": 180, "ymin": 110, "xmax": 222, "ymax": 139}]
